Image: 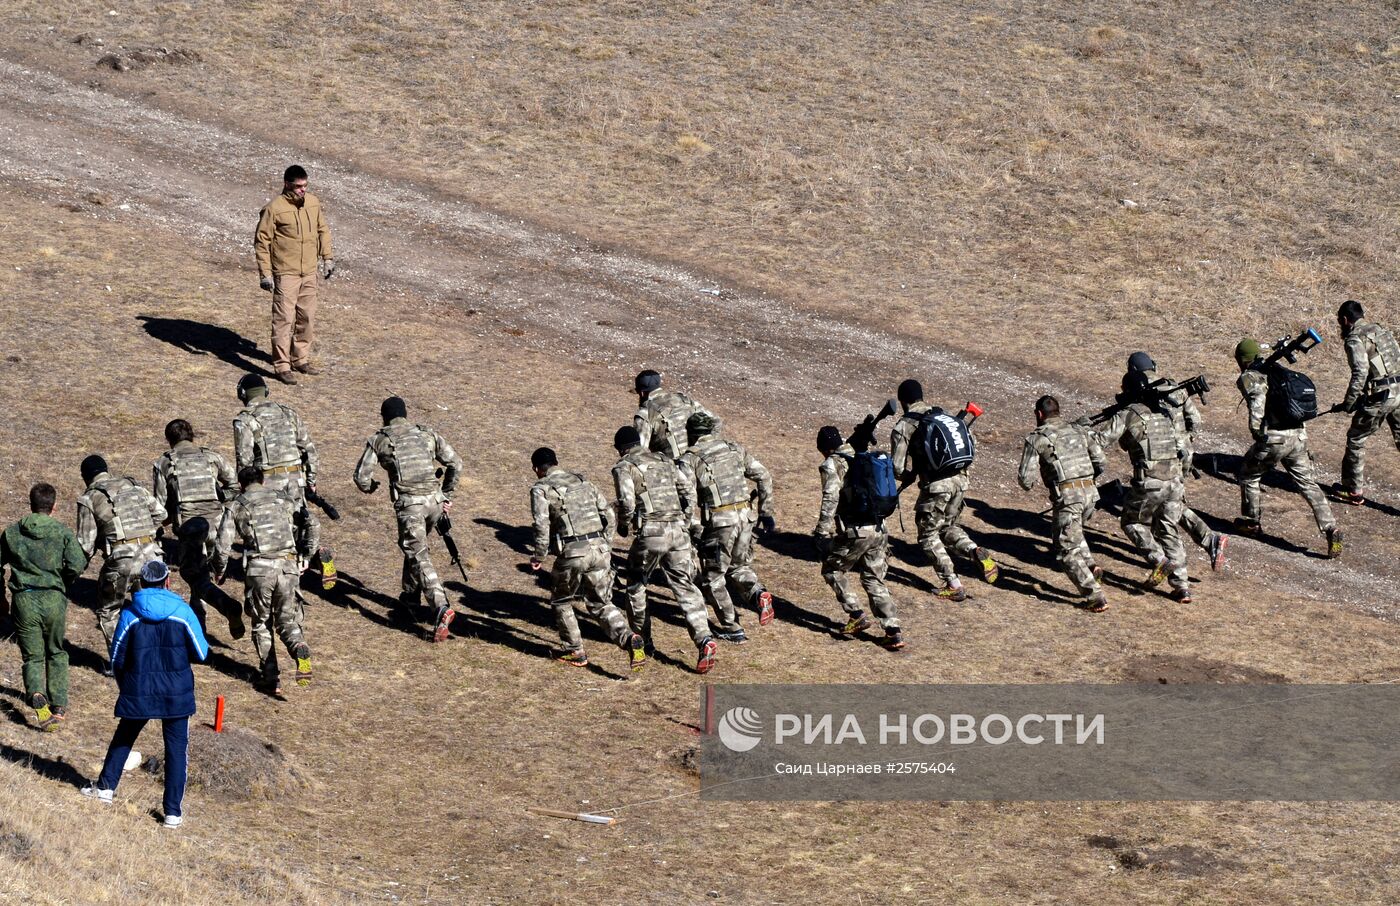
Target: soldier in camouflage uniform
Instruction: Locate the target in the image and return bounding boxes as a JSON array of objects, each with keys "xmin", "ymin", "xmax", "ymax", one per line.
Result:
[
  {"xmin": 1335, "ymin": 300, "xmax": 1400, "ymax": 505},
  {"xmin": 632, "ymin": 370, "xmax": 715, "ymax": 460},
  {"xmin": 1234, "ymin": 339, "xmax": 1341, "ymax": 557},
  {"xmin": 678, "ymin": 413, "xmax": 776, "ymax": 642},
  {"xmin": 611, "ymin": 426, "xmax": 717, "ymax": 674},
  {"xmin": 529, "ymin": 447, "xmax": 647, "ymax": 671},
  {"xmin": 1092, "ymin": 373, "xmax": 1195, "ymax": 601},
  {"xmin": 76, "ymin": 454, "xmax": 167, "ymax": 651},
  {"xmin": 889, "ymin": 379, "xmax": 998, "ymax": 601},
  {"xmin": 814, "ymin": 426, "xmax": 903, "ymax": 648},
  {"xmin": 1017, "ymin": 396, "xmax": 1109, "ymax": 611},
  {"xmin": 232, "ymin": 374, "xmax": 331, "ymax": 588},
  {"xmin": 1125, "ymin": 354, "xmax": 1228, "ymax": 572},
  {"xmin": 213, "ymin": 466, "xmax": 315, "ymax": 694},
  {"xmin": 152, "ymin": 419, "xmax": 243, "ymax": 638},
  {"xmin": 353, "ymin": 397, "xmax": 464, "ymax": 643}
]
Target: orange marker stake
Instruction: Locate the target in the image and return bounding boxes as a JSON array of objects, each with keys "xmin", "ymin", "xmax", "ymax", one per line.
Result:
[{"xmin": 214, "ymin": 695, "xmax": 225, "ymax": 733}]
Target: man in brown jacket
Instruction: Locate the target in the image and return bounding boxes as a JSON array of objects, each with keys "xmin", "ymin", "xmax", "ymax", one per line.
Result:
[{"xmin": 254, "ymin": 164, "xmax": 335, "ymax": 384}]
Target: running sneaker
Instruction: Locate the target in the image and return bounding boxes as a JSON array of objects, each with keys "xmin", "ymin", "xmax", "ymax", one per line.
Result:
[
  {"xmin": 629, "ymin": 633, "xmax": 649, "ymax": 672},
  {"xmin": 1144, "ymin": 559, "xmax": 1168, "ymax": 588},
  {"xmin": 935, "ymin": 584, "xmax": 967, "ymax": 602},
  {"xmin": 976, "ymin": 548, "xmax": 999, "ymax": 584},
  {"xmin": 713, "ymin": 628, "xmax": 750, "ymax": 644},
  {"xmin": 1170, "ymin": 587, "xmax": 1193, "ymax": 604},
  {"xmin": 1209, "ymin": 534, "xmax": 1228, "ymax": 572},
  {"xmin": 840, "ymin": 613, "xmax": 872, "ymax": 636},
  {"xmin": 1326, "ymin": 527, "xmax": 1344, "ymax": 559},
  {"xmin": 556, "ymin": 650, "xmax": 589, "ymax": 668},
  {"xmin": 1086, "ymin": 591, "xmax": 1109, "ymax": 613},
  {"xmin": 432, "ymin": 605, "xmax": 455, "ymax": 643},
  {"xmin": 320, "ymin": 548, "xmax": 337, "ymax": 591},
  {"xmin": 878, "ymin": 629, "xmax": 906, "ymax": 650},
  {"xmin": 696, "ymin": 637, "xmax": 718, "ymax": 675},
  {"xmin": 756, "ymin": 590, "xmax": 775, "ymax": 626}
]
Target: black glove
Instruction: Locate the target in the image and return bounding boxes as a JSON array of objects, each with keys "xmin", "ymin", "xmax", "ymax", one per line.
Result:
[
  {"xmin": 259, "ymin": 276, "xmax": 275, "ymax": 293},
  {"xmin": 1091, "ymin": 461, "xmax": 1104, "ymax": 479},
  {"xmin": 617, "ymin": 521, "xmax": 629, "ymax": 538},
  {"xmin": 757, "ymin": 515, "xmax": 776, "ymax": 535},
  {"xmin": 322, "ymin": 259, "xmax": 336, "ymax": 280}
]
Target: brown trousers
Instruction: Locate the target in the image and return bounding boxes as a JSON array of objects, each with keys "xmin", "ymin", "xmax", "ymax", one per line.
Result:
[{"xmin": 271, "ymin": 274, "xmax": 318, "ymax": 372}]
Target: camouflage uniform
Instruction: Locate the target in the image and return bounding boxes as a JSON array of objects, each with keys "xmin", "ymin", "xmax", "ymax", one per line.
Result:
[
  {"xmin": 153, "ymin": 440, "xmax": 239, "ymax": 628},
  {"xmin": 890, "ymin": 403, "xmax": 979, "ymax": 583},
  {"xmin": 1340, "ymin": 319, "xmax": 1400, "ymax": 495},
  {"xmin": 1018, "ymin": 417, "xmax": 1105, "ymax": 596},
  {"xmin": 612, "ymin": 444, "xmax": 710, "ymax": 647},
  {"xmin": 816, "ymin": 443, "xmax": 898, "ymax": 629},
  {"xmin": 76, "ymin": 472, "xmax": 166, "ymax": 647},
  {"xmin": 530, "ymin": 466, "xmax": 633, "ymax": 654},
  {"xmin": 213, "ymin": 484, "xmax": 312, "ymax": 686},
  {"xmin": 233, "ymin": 394, "xmax": 323, "ymax": 559},
  {"xmin": 1237, "ymin": 369, "xmax": 1335, "ymax": 533},
  {"xmin": 1142, "ymin": 369, "xmax": 1217, "ymax": 552},
  {"xmin": 353, "ymin": 418, "xmax": 462, "ymax": 611},
  {"xmin": 679, "ymin": 434, "xmax": 774, "ymax": 632},
  {"xmin": 1093, "ymin": 403, "xmax": 1190, "ymax": 593},
  {"xmin": 634, "ymin": 390, "xmax": 714, "ymax": 460}
]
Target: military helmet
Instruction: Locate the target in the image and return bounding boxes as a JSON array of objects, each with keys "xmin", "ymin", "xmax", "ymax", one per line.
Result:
[
  {"xmin": 685, "ymin": 412, "xmax": 717, "ymax": 439},
  {"xmin": 1126, "ymin": 351, "xmax": 1156, "ymax": 374},
  {"xmin": 1234, "ymin": 338, "xmax": 1262, "ymax": 369},
  {"xmin": 237, "ymin": 373, "xmax": 268, "ymax": 402}
]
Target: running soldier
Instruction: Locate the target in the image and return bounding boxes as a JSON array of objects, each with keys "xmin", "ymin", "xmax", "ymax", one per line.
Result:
[
  {"xmin": 632, "ymin": 370, "xmax": 715, "ymax": 459},
  {"xmin": 76, "ymin": 454, "xmax": 166, "ymax": 652},
  {"xmin": 152, "ymin": 419, "xmax": 244, "ymax": 638},
  {"xmin": 611, "ymin": 426, "xmax": 717, "ymax": 674},
  {"xmin": 529, "ymin": 447, "xmax": 646, "ymax": 671},
  {"xmin": 1092, "ymin": 373, "xmax": 1194, "ymax": 601},
  {"xmin": 889, "ymin": 379, "xmax": 998, "ymax": 601},
  {"xmin": 814, "ymin": 426, "xmax": 903, "ymax": 648},
  {"xmin": 232, "ymin": 374, "xmax": 333, "ymax": 588},
  {"xmin": 353, "ymin": 397, "xmax": 463, "ymax": 643},
  {"xmin": 1234, "ymin": 339, "xmax": 1341, "ymax": 557},
  {"xmin": 1335, "ymin": 300, "xmax": 1400, "ymax": 505},
  {"xmin": 1017, "ymin": 396, "xmax": 1109, "ymax": 611},
  {"xmin": 213, "ymin": 466, "xmax": 314, "ymax": 695},
  {"xmin": 677, "ymin": 413, "xmax": 775, "ymax": 642}
]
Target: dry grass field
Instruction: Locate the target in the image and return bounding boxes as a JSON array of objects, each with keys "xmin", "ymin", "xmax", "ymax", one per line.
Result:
[{"xmin": 0, "ymin": 2, "xmax": 1399, "ymax": 904}]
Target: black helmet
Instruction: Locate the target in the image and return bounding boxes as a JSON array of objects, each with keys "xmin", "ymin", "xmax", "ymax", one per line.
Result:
[
  {"xmin": 80, "ymin": 454, "xmax": 108, "ymax": 485},
  {"xmin": 237, "ymin": 373, "xmax": 267, "ymax": 402},
  {"xmin": 897, "ymin": 379, "xmax": 923, "ymax": 405},
  {"xmin": 634, "ymin": 370, "xmax": 662, "ymax": 394},
  {"xmin": 613, "ymin": 425, "xmax": 641, "ymax": 451},
  {"xmin": 1126, "ymin": 351, "xmax": 1156, "ymax": 374},
  {"xmin": 816, "ymin": 425, "xmax": 843, "ymax": 452},
  {"xmin": 380, "ymin": 396, "xmax": 408, "ymax": 423}
]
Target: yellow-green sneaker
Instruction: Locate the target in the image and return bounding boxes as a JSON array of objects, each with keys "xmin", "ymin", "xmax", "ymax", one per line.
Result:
[
  {"xmin": 320, "ymin": 549, "xmax": 337, "ymax": 591},
  {"xmin": 35, "ymin": 704, "xmax": 59, "ymax": 732},
  {"xmin": 628, "ymin": 633, "xmax": 649, "ymax": 672},
  {"xmin": 1144, "ymin": 559, "xmax": 1168, "ymax": 588},
  {"xmin": 976, "ymin": 548, "xmax": 1000, "ymax": 584}
]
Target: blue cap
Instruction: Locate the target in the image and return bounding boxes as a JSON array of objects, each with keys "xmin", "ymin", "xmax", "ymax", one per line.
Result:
[{"xmin": 140, "ymin": 560, "xmax": 170, "ymax": 584}]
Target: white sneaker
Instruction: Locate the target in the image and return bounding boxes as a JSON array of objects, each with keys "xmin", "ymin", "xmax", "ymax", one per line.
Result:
[
  {"xmin": 163, "ymin": 814, "xmax": 183, "ymax": 828},
  {"xmin": 81, "ymin": 784, "xmax": 113, "ymax": 804}
]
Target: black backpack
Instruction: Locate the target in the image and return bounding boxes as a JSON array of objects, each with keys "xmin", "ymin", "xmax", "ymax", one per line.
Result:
[
  {"xmin": 912, "ymin": 409, "xmax": 976, "ymax": 480},
  {"xmin": 1264, "ymin": 364, "xmax": 1317, "ymax": 429},
  {"xmin": 837, "ymin": 451, "xmax": 899, "ymax": 525}
]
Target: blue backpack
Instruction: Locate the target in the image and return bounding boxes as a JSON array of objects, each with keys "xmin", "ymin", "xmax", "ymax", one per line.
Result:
[{"xmin": 837, "ymin": 451, "xmax": 900, "ymax": 525}]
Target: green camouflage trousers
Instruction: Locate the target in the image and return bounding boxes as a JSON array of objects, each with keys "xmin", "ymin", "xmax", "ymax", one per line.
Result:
[
  {"xmin": 1051, "ymin": 487, "xmax": 1099, "ymax": 595},
  {"xmin": 1239, "ymin": 431, "xmax": 1335, "ymax": 533},
  {"xmin": 1120, "ymin": 478, "xmax": 1189, "ymax": 591},
  {"xmin": 97, "ymin": 540, "xmax": 162, "ymax": 648},
  {"xmin": 914, "ymin": 472, "xmax": 979, "ymax": 583},
  {"xmin": 551, "ymin": 538, "xmax": 632, "ymax": 652},
  {"xmin": 395, "ymin": 495, "xmax": 448, "ymax": 610},
  {"xmin": 1342, "ymin": 390, "xmax": 1400, "ymax": 494},
  {"xmin": 13, "ymin": 589, "xmax": 69, "ymax": 709},
  {"xmin": 696, "ymin": 515, "xmax": 765, "ymax": 633},
  {"xmin": 625, "ymin": 520, "xmax": 710, "ymax": 646},
  {"xmin": 821, "ymin": 526, "xmax": 898, "ymax": 630},
  {"xmin": 243, "ymin": 556, "xmax": 306, "ymax": 682}
]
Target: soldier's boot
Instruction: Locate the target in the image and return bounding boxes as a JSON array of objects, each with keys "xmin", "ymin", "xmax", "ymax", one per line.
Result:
[
  {"xmin": 319, "ymin": 547, "xmax": 337, "ymax": 591},
  {"xmin": 556, "ymin": 649, "xmax": 590, "ymax": 668},
  {"xmin": 1326, "ymin": 527, "xmax": 1344, "ymax": 559},
  {"xmin": 1209, "ymin": 535, "xmax": 1228, "ymax": 572},
  {"xmin": 935, "ymin": 583, "xmax": 967, "ymax": 602},
  {"xmin": 628, "ymin": 633, "xmax": 649, "ymax": 673},
  {"xmin": 1086, "ymin": 590, "xmax": 1109, "ymax": 613},
  {"xmin": 1144, "ymin": 559, "xmax": 1168, "ymax": 588},
  {"xmin": 432, "ymin": 604, "xmax": 455, "ymax": 643},
  {"xmin": 974, "ymin": 548, "xmax": 999, "ymax": 584},
  {"xmin": 294, "ymin": 643, "xmax": 313, "ymax": 686},
  {"xmin": 756, "ymin": 590, "xmax": 775, "ymax": 626},
  {"xmin": 696, "ymin": 637, "xmax": 718, "ymax": 675},
  {"xmin": 878, "ymin": 628, "xmax": 906, "ymax": 651}
]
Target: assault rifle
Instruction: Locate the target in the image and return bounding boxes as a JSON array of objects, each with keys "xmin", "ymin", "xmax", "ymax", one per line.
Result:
[
  {"xmin": 1085, "ymin": 375, "xmax": 1211, "ymax": 427},
  {"xmin": 436, "ymin": 514, "xmax": 470, "ymax": 583},
  {"xmin": 304, "ymin": 487, "xmax": 342, "ymax": 521},
  {"xmin": 849, "ymin": 398, "xmax": 898, "ymax": 452}
]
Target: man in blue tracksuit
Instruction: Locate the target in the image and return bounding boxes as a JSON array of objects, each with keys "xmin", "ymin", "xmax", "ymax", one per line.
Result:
[{"xmin": 81, "ymin": 559, "xmax": 208, "ymax": 827}]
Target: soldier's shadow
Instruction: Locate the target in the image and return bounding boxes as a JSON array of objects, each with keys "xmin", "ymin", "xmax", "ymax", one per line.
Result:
[
  {"xmin": 0, "ymin": 741, "xmax": 89, "ymax": 788},
  {"xmin": 754, "ymin": 530, "xmax": 821, "ymax": 564},
  {"xmin": 451, "ymin": 582, "xmax": 629, "ymax": 679},
  {"xmin": 474, "ymin": 518, "xmax": 535, "ymax": 557},
  {"xmin": 136, "ymin": 316, "xmax": 273, "ymax": 376}
]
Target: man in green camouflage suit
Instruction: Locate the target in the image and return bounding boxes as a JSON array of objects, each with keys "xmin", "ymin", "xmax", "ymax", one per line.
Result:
[
  {"xmin": 611, "ymin": 426, "xmax": 717, "ymax": 674},
  {"xmin": 1017, "ymin": 396, "xmax": 1109, "ymax": 611},
  {"xmin": 1335, "ymin": 300, "xmax": 1400, "ymax": 505},
  {"xmin": 889, "ymin": 379, "xmax": 998, "ymax": 601},
  {"xmin": 814, "ymin": 426, "xmax": 903, "ymax": 648},
  {"xmin": 632, "ymin": 369, "xmax": 715, "ymax": 460},
  {"xmin": 152, "ymin": 418, "xmax": 244, "ymax": 638},
  {"xmin": 76, "ymin": 454, "xmax": 167, "ymax": 651},
  {"xmin": 678, "ymin": 413, "xmax": 776, "ymax": 643},
  {"xmin": 213, "ymin": 466, "xmax": 315, "ymax": 695},
  {"xmin": 353, "ymin": 397, "xmax": 464, "ymax": 643},
  {"xmin": 529, "ymin": 447, "xmax": 646, "ymax": 671},
  {"xmin": 1234, "ymin": 339, "xmax": 1341, "ymax": 557}
]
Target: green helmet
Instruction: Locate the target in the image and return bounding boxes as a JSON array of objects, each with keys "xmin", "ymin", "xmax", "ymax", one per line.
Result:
[
  {"xmin": 1234, "ymin": 338, "xmax": 1262, "ymax": 369},
  {"xmin": 686, "ymin": 412, "xmax": 716, "ymax": 440}
]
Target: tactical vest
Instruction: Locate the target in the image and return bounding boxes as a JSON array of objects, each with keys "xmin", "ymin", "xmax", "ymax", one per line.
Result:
[
  {"xmin": 551, "ymin": 472, "xmax": 604, "ymax": 538},
  {"xmin": 380, "ymin": 423, "xmax": 438, "ymax": 494},
  {"xmin": 1044, "ymin": 423, "xmax": 1094, "ymax": 484},
  {"xmin": 693, "ymin": 440, "xmax": 749, "ymax": 508},
  {"xmin": 243, "ymin": 489, "xmax": 295, "ymax": 557},
  {"xmin": 247, "ymin": 401, "xmax": 301, "ymax": 468},
  {"xmin": 169, "ymin": 447, "xmax": 220, "ymax": 507},
  {"xmin": 1127, "ymin": 404, "xmax": 1177, "ymax": 464},
  {"xmin": 629, "ymin": 451, "xmax": 684, "ymax": 519},
  {"xmin": 647, "ymin": 392, "xmax": 697, "ymax": 458},
  {"xmin": 1366, "ymin": 323, "xmax": 1400, "ymax": 381},
  {"xmin": 92, "ymin": 477, "xmax": 157, "ymax": 544}
]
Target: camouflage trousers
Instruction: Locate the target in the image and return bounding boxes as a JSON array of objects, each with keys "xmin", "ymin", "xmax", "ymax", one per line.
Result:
[
  {"xmin": 1342, "ymin": 390, "xmax": 1400, "ymax": 494},
  {"xmin": 625, "ymin": 520, "xmax": 710, "ymax": 646},
  {"xmin": 821, "ymin": 525, "xmax": 898, "ymax": 630},
  {"xmin": 1050, "ymin": 487, "xmax": 1100, "ymax": 595},
  {"xmin": 914, "ymin": 473, "xmax": 979, "ymax": 583},
  {"xmin": 243, "ymin": 556, "xmax": 307, "ymax": 682},
  {"xmin": 263, "ymin": 471, "xmax": 324, "ymax": 558},
  {"xmin": 1120, "ymin": 477, "xmax": 1189, "ymax": 592},
  {"xmin": 175, "ymin": 514, "xmax": 242, "ymax": 632},
  {"xmin": 1239, "ymin": 430, "xmax": 1335, "ymax": 533},
  {"xmin": 97, "ymin": 540, "xmax": 163, "ymax": 648},
  {"xmin": 1179, "ymin": 506, "xmax": 1213, "ymax": 551},
  {"xmin": 551, "ymin": 538, "xmax": 632, "ymax": 653},
  {"xmin": 696, "ymin": 514, "xmax": 765, "ymax": 633},
  {"xmin": 394, "ymin": 495, "xmax": 448, "ymax": 611}
]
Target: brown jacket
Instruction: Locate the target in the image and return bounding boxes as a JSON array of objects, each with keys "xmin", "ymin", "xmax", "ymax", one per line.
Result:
[{"xmin": 254, "ymin": 191, "xmax": 333, "ymax": 278}]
